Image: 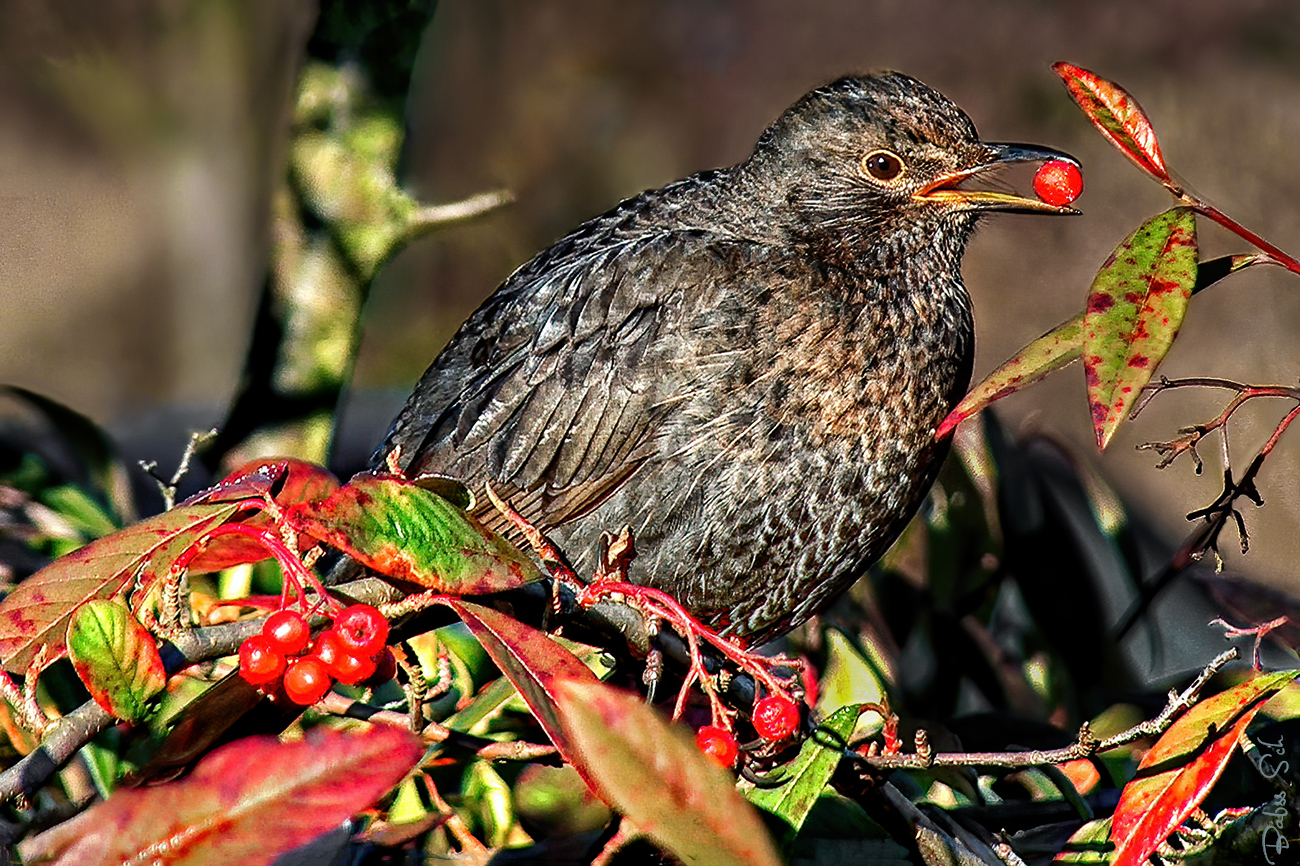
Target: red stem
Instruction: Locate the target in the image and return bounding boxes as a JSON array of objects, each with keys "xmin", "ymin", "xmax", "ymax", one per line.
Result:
[
  {"xmin": 1190, "ymin": 199, "xmax": 1300, "ymax": 277},
  {"xmin": 190, "ymin": 523, "xmax": 342, "ymax": 613}
]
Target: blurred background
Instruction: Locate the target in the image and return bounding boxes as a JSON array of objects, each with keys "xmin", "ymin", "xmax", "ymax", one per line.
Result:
[{"xmin": 3, "ymin": 0, "xmax": 1300, "ymax": 591}]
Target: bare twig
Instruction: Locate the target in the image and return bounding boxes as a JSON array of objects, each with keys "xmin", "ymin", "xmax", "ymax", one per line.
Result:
[
  {"xmin": 138, "ymin": 429, "xmax": 218, "ymax": 511},
  {"xmin": 855, "ymin": 649, "xmax": 1238, "ymax": 771},
  {"xmin": 404, "ymin": 189, "xmax": 514, "ymax": 239}
]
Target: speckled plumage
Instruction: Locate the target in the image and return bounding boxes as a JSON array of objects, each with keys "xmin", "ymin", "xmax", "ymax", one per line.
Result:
[{"xmin": 376, "ymin": 72, "xmax": 1073, "ymax": 643}]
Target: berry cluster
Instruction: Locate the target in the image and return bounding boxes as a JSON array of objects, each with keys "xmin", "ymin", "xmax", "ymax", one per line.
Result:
[
  {"xmin": 693, "ymin": 693, "xmax": 803, "ymax": 769},
  {"xmin": 238, "ymin": 604, "xmax": 391, "ymax": 705}
]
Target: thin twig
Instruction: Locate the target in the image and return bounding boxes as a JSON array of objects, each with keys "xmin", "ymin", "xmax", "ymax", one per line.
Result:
[
  {"xmin": 138, "ymin": 429, "xmax": 218, "ymax": 511},
  {"xmin": 404, "ymin": 189, "xmax": 514, "ymax": 238},
  {"xmin": 856, "ymin": 649, "xmax": 1237, "ymax": 770}
]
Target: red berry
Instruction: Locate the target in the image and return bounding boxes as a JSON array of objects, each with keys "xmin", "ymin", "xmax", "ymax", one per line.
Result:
[
  {"xmin": 309, "ymin": 628, "xmax": 348, "ymax": 669},
  {"xmin": 695, "ymin": 725, "xmax": 739, "ymax": 768},
  {"xmin": 363, "ymin": 648, "xmax": 398, "ymax": 686},
  {"xmin": 333, "ymin": 604, "xmax": 389, "ymax": 657},
  {"xmin": 1033, "ymin": 160, "xmax": 1083, "ymax": 207},
  {"xmin": 262, "ymin": 610, "xmax": 310, "ymax": 655},
  {"xmin": 752, "ymin": 695, "xmax": 801, "ymax": 741},
  {"xmin": 283, "ymin": 657, "xmax": 332, "ymax": 705},
  {"xmin": 238, "ymin": 635, "xmax": 286, "ymax": 686},
  {"xmin": 329, "ymin": 650, "xmax": 378, "ymax": 685}
]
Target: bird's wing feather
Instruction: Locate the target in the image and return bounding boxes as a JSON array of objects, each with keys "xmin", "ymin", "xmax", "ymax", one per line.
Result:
[{"xmin": 375, "ymin": 226, "xmax": 745, "ymax": 534}]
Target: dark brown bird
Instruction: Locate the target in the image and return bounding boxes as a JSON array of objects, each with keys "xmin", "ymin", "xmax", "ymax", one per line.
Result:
[{"xmin": 375, "ymin": 72, "xmax": 1077, "ymax": 644}]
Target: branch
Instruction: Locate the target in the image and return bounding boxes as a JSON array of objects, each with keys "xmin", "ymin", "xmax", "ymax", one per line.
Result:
[
  {"xmin": 404, "ymin": 189, "xmax": 514, "ymax": 239},
  {"xmin": 854, "ymin": 649, "xmax": 1238, "ymax": 771}
]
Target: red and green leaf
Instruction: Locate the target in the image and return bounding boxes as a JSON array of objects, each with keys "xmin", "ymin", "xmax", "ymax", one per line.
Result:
[
  {"xmin": 938, "ymin": 314, "xmax": 1083, "ymax": 440},
  {"xmin": 554, "ymin": 678, "xmax": 782, "ymax": 866},
  {"xmin": 444, "ymin": 600, "xmax": 599, "ymax": 776},
  {"xmin": 1053, "ymin": 62, "xmax": 1170, "ymax": 184},
  {"xmin": 1084, "ymin": 207, "xmax": 1198, "ymax": 449},
  {"xmin": 1109, "ymin": 670, "xmax": 1298, "ymax": 866},
  {"xmin": 0, "ymin": 499, "xmax": 246, "ymax": 672},
  {"xmin": 19, "ymin": 725, "xmax": 423, "ymax": 866},
  {"xmin": 284, "ymin": 472, "xmax": 539, "ymax": 594},
  {"xmin": 938, "ymin": 254, "xmax": 1262, "ymax": 438},
  {"xmin": 66, "ymin": 599, "xmax": 166, "ymax": 722}
]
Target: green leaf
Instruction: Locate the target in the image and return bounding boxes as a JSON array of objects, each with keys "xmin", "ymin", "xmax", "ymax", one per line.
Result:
[
  {"xmin": 1084, "ymin": 207, "xmax": 1198, "ymax": 449},
  {"xmin": 284, "ymin": 472, "xmax": 540, "ymax": 594},
  {"xmin": 1055, "ymin": 817, "xmax": 1114, "ymax": 863},
  {"xmin": 1110, "ymin": 671, "xmax": 1298, "ymax": 866},
  {"xmin": 66, "ymin": 600, "xmax": 166, "ymax": 722},
  {"xmin": 554, "ymin": 678, "xmax": 783, "ymax": 866},
  {"xmin": 746, "ymin": 703, "xmax": 863, "ymax": 841},
  {"xmin": 1, "ymin": 385, "xmax": 135, "ymax": 526},
  {"xmin": 1053, "ymin": 62, "xmax": 1170, "ymax": 184}
]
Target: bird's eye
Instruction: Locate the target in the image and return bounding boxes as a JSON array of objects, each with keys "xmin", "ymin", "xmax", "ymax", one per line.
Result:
[{"xmin": 861, "ymin": 150, "xmax": 905, "ymax": 182}]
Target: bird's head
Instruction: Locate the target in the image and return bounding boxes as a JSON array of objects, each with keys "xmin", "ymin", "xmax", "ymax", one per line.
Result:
[{"xmin": 748, "ymin": 72, "xmax": 1078, "ymax": 256}]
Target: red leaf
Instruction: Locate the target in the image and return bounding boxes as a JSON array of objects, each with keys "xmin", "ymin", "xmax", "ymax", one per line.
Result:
[
  {"xmin": 66, "ymin": 599, "xmax": 166, "ymax": 722},
  {"xmin": 554, "ymin": 679, "xmax": 782, "ymax": 866},
  {"xmin": 1083, "ymin": 208, "xmax": 1198, "ymax": 449},
  {"xmin": 1053, "ymin": 62, "xmax": 1170, "ymax": 184},
  {"xmin": 19, "ymin": 725, "xmax": 423, "ymax": 866},
  {"xmin": 443, "ymin": 600, "xmax": 599, "ymax": 781},
  {"xmin": 0, "ymin": 500, "xmax": 246, "ymax": 672},
  {"xmin": 284, "ymin": 473, "xmax": 539, "ymax": 594},
  {"xmin": 184, "ymin": 458, "xmax": 340, "ymax": 572},
  {"xmin": 1110, "ymin": 671, "xmax": 1297, "ymax": 866}
]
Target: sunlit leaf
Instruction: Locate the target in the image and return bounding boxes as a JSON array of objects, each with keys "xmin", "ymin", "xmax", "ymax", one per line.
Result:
[
  {"xmin": 1054, "ymin": 817, "xmax": 1113, "ymax": 863},
  {"xmin": 554, "ymin": 678, "xmax": 782, "ymax": 866},
  {"xmin": 444, "ymin": 600, "xmax": 600, "ymax": 777},
  {"xmin": 66, "ymin": 599, "xmax": 166, "ymax": 722},
  {"xmin": 1084, "ymin": 208, "xmax": 1198, "ymax": 449},
  {"xmin": 284, "ymin": 473, "xmax": 539, "ymax": 594},
  {"xmin": 1109, "ymin": 671, "xmax": 1297, "ymax": 866},
  {"xmin": 816, "ymin": 630, "xmax": 886, "ymax": 716},
  {"xmin": 937, "ymin": 254, "xmax": 1259, "ymax": 439},
  {"xmin": 19, "ymin": 725, "xmax": 423, "ymax": 866},
  {"xmin": 746, "ymin": 703, "xmax": 862, "ymax": 840},
  {"xmin": 938, "ymin": 315, "xmax": 1082, "ymax": 441},
  {"xmin": 1053, "ymin": 62, "xmax": 1169, "ymax": 184},
  {"xmin": 0, "ymin": 500, "xmax": 245, "ymax": 672}
]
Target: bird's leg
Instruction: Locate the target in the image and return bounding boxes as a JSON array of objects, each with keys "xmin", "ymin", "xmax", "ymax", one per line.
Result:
[
  {"xmin": 483, "ymin": 482, "xmax": 580, "ymax": 587},
  {"xmin": 482, "ymin": 483, "xmax": 584, "ymax": 628}
]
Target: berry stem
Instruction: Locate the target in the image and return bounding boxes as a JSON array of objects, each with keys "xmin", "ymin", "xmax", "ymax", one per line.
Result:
[{"xmin": 183, "ymin": 523, "xmax": 343, "ymax": 613}]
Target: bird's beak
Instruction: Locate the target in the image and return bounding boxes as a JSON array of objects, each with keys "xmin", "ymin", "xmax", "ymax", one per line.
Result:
[{"xmin": 914, "ymin": 143, "xmax": 1081, "ymax": 215}]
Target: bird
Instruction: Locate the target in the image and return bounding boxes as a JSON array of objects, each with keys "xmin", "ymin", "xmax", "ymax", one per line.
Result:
[{"xmin": 374, "ymin": 72, "xmax": 1077, "ymax": 646}]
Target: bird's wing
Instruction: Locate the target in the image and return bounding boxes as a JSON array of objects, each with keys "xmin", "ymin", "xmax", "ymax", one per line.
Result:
[{"xmin": 375, "ymin": 227, "xmax": 746, "ymax": 536}]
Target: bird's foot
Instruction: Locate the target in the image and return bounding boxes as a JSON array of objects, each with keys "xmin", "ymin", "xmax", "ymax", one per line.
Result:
[
  {"xmin": 483, "ymin": 483, "xmax": 585, "ymax": 627},
  {"xmin": 577, "ymin": 579, "xmax": 803, "ymax": 733},
  {"xmin": 481, "ymin": 486, "xmax": 803, "ymax": 739}
]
